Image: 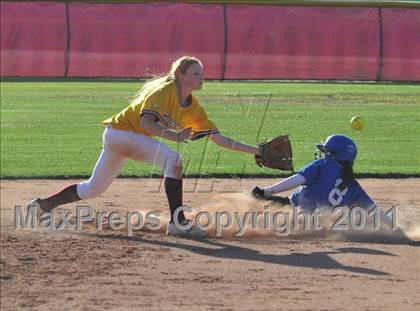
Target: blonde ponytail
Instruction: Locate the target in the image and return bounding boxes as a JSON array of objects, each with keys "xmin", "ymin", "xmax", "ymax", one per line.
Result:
[{"xmin": 130, "ymin": 56, "xmax": 202, "ymax": 104}]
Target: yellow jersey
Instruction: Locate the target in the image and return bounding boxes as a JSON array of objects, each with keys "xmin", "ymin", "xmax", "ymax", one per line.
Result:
[{"xmin": 102, "ymin": 80, "xmax": 218, "ymax": 140}]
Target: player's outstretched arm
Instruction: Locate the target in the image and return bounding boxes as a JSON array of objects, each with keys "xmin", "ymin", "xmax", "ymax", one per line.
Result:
[
  {"xmin": 252, "ymin": 174, "xmax": 306, "ymax": 199},
  {"xmin": 209, "ymin": 133, "xmax": 261, "ymax": 155},
  {"xmin": 262, "ymin": 174, "xmax": 306, "ymax": 196}
]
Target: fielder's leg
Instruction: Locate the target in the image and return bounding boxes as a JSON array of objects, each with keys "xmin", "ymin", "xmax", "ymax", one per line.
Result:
[
  {"xmin": 116, "ymin": 129, "xmax": 187, "ymax": 224},
  {"xmin": 30, "ymin": 127, "xmax": 126, "ymax": 213},
  {"xmin": 164, "ymin": 176, "xmax": 186, "ymax": 224},
  {"xmin": 35, "ymin": 183, "xmax": 81, "ymax": 212}
]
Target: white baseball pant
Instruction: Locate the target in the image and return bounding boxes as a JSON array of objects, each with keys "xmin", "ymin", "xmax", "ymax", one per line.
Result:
[{"xmin": 77, "ymin": 126, "xmax": 182, "ymax": 200}]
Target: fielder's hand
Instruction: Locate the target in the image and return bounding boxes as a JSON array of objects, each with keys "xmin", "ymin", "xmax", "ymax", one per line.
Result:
[
  {"xmin": 256, "ymin": 134, "xmax": 293, "ymax": 171},
  {"xmin": 177, "ymin": 127, "xmax": 193, "ymax": 142}
]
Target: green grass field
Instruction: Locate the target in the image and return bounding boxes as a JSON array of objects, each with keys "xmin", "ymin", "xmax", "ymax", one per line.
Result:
[{"xmin": 1, "ymin": 80, "xmax": 420, "ymax": 178}]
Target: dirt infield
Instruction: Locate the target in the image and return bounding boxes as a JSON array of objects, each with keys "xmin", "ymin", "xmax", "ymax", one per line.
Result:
[{"xmin": 1, "ymin": 178, "xmax": 420, "ymax": 310}]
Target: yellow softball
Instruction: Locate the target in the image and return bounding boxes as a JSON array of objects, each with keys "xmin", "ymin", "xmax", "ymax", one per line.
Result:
[{"xmin": 350, "ymin": 116, "xmax": 365, "ymax": 131}]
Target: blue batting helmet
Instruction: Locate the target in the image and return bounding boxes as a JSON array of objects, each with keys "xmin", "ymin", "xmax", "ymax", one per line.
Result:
[{"xmin": 316, "ymin": 134, "xmax": 357, "ymax": 162}]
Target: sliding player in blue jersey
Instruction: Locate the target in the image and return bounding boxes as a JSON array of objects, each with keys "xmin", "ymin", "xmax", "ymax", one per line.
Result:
[{"xmin": 252, "ymin": 134, "xmax": 398, "ymax": 231}]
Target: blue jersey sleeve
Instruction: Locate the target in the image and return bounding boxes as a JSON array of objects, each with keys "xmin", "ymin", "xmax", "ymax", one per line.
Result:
[
  {"xmin": 297, "ymin": 160, "xmax": 322, "ymax": 184},
  {"xmin": 346, "ymin": 182, "xmax": 376, "ymax": 209}
]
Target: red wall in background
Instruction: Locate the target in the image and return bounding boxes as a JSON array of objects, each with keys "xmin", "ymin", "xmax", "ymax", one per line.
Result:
[
  {"xmin": 1, "ymin": 2, "xmax": 67, "ymax": 76},
  {"xmin": 1, "ymin": 2, "xmax": 419, "ymax": 81}
]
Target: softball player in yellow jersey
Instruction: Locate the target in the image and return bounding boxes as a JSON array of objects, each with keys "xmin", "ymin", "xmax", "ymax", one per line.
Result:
[{"xmin": 28, "ymin": 56, "xmax": 261, "ymax": 238}]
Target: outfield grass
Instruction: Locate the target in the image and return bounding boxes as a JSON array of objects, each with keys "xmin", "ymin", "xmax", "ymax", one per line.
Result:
[{"xmin": 1, "ymin": 81, "xmax": 419, "ymax": 178}]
